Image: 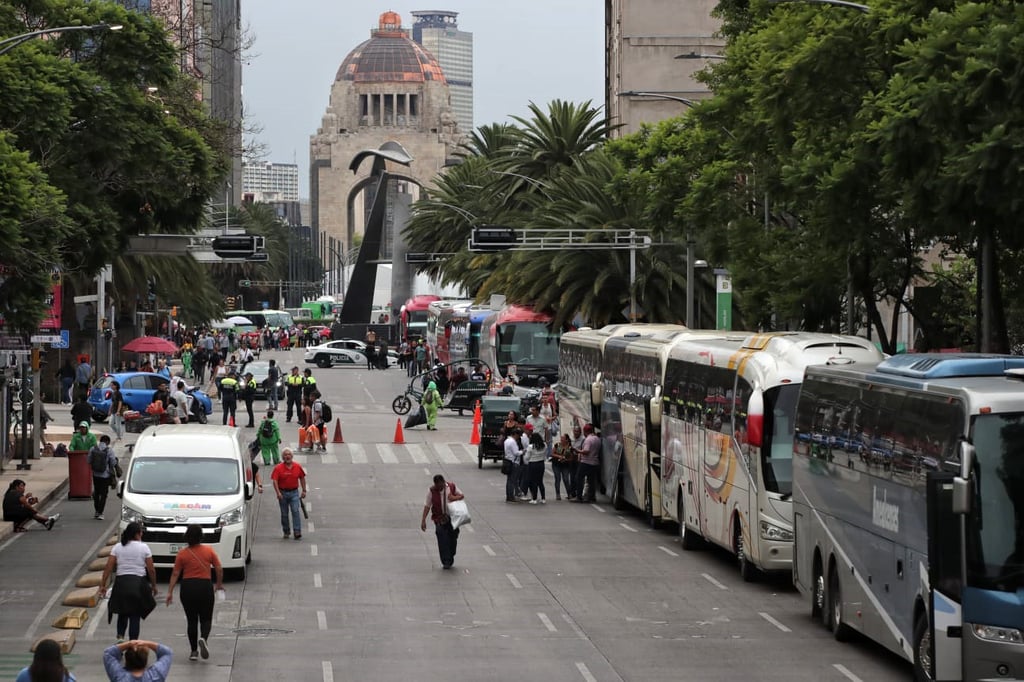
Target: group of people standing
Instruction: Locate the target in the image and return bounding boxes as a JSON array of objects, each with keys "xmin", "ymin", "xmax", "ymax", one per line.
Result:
[{"xmin": 502, "ymin": 416, "xmax": 601, "ymax": 505}]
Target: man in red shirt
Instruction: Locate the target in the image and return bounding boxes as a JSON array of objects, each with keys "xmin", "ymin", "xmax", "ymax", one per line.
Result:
[
  {"xmin": 271, "ymin": 448, "xmax": 307, "ymax": 540},
  {"xmin": 419, "ymin": 474, "xmax": 464, "ymax": 569}
]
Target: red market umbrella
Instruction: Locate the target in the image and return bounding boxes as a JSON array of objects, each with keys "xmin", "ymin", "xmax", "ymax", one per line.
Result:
[{"xmin": 121, "ymin": 336, "xmax": 178, "ymax": 354}]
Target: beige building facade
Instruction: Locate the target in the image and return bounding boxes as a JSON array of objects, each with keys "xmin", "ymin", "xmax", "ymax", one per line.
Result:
[
  {"xmin": 310, "ymin": 11, "xmax": 460, "ymax": 255},
  {"xmin": 606, "ymin": 0, "xmax": 722, "ymax": 138}
]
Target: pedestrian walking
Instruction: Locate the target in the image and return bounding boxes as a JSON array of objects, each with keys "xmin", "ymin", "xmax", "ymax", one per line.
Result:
[
  {"xmin": 89, "ymin": 434, "xmax": 118, "ymax": 520},
  {"xmin": 420, "ymin": 474, "xmax": 464, "ymax": 569},
  {"xmin": 266, "ymin": 358, "xmax": 280, "ymax": 411},
  {"xmin": 109, "ymin": 381, "xmax": 125, "ymax": 441},
  {"xmin": 70, "ymin": 396, "xmax": 92, "ymax": 430},
  {"xmin": 69, "ymin": 420, "xmax": 98, "ymax": 452},
  {"xmin": 16, "ymin": 638, "xmax": 76, "ymax": 682},
  {"xmin": 102, "ymin": 640, "xmax": 172, "ymax": 681},
  {"xmin": 57, "ymin": 359, "xmax": 75, "ymax": 406},
  {"xmin": 165, "ymin": 524, "xmax": 223, "ymax": 662},
  {"xmin": 74, "ymin": 355, "xmax": 92, "ymax": 402},
  {"xmin": 271, "ymin": 449, "xmax": 307, "ymax": 540},
  {"xmin": 422, "ymin": 381, "xmax": 441, "ymax": 431},
  {"xmin": 99, "ymin": 522, "xmax": 157, "ymax": 642},
  {"xmin": 257, "ymin": 410, "xmax": 281, "ymax": 465}
]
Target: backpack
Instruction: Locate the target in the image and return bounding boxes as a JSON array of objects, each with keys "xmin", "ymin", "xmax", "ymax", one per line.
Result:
[
  {"xmin": 260, "ymin": 420, "xmax": 274, "ymax": 439},
  {"xmin": 320, "ymin": 402, "xmax": 332, "ymax": 422},
  {"xmin": 423, "ymin": 390, "xmax": 434, "ymax": 406},
  {"xmin": 89, "ymin": 447, "xmax": 108, "ymax": 473}
]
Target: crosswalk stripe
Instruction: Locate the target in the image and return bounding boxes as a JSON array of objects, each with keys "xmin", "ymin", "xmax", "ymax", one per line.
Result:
[
  {"xmin": 349, "ymin": 443, "xmax": 367, "ymax": 463},
  {"xmin": 435, "ymin": 443, "xmax": 460, "ymax": 464},
  {"xmin": 377, "ymin": 444, "xmax": 398, "ymax": 463},
  {"xmin": 321, "ymin": 454, "xmax": 338, "ymax": 464},
  {"xmin": 406, "ymin": 443, "xmax": 429, "ymax": 464},
  {"xmin": 455, "ymin": 443, "xmax": 478, "ymax": 463}
]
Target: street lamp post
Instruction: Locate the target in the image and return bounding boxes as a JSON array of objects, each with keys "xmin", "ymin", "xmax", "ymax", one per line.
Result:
[
  {"xmin": 619, "ymin": 90, "xmax": 698, "ymax": 108},
  {"xmin": 0, "ymin": 23, "xmax": 123, "ymax": 57}
]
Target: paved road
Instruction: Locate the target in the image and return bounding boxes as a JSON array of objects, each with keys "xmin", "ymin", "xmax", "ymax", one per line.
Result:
[{"xmin": 0, "ymin": 347, "xmax": 912, "ymax": 681}]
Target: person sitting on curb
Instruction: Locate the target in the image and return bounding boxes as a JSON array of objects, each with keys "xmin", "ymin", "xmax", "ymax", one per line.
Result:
[{"xmin": 3, "ymin": 479, "xmax": 59, "ymax": 532}]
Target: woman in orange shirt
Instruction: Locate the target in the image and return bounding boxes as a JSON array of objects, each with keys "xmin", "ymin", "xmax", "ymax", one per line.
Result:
[{"xmin": 165, "ymin": 524, "xmax": 224, "ymax": 662}]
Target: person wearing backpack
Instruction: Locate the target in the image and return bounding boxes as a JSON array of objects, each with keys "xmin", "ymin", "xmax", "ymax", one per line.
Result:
[
  {"xmin": 89, "ymin": 434, "xmax": 117, "ymax": 520},
  {"xmin": 309, "ymin": 391, "xmax": 330, "ymax": 452},
  {"xmin": 257, "ymin": 410, "xmax": 282, "ymax": 466},
  {"xmin": 422, "ymin": 381, "xmax": 441, "ymax": 431}
]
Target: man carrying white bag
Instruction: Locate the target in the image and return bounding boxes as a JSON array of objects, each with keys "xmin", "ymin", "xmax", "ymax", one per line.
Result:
[{"xmin": 420, "ymin": 474, "xmax": 470, "ymax": 570}]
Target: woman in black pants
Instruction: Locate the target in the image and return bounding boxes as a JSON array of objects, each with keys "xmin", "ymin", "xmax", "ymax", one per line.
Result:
[{"xmin": 166, "ymin": 524, "xmax": 224, "ymax": 662}]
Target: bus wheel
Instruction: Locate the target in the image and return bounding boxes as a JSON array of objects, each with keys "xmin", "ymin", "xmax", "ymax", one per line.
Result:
[
  {"xmin": 829, "ymin": 568, "xmax": 852, "ymax": 641},
  {"xmin": 679, "ymin": 498, "xmax": 702, "ymax": 550},
  {"xmin": 812, "ymin": 559, "xmax": 826, "ymax": 624},
  {"xmin": 735, "ymin": 523, "xmax": 758, "ymax": 582},
  {"xmin": 913, "ymin": 613, "xmax": 933, "ymax": 682}
]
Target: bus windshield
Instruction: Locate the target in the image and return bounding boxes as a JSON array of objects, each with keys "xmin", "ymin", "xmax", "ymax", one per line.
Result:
[
  {"xmin": 762, "ymin": 384, "xmax": 799, "ymax": 496},
  {"xmin": 496, "ymin": 323, "xmax": 560, "ymax": 367},
  {"xmin": 967, "ymin": 413, "xmax": 1024, "ymax": 592}
]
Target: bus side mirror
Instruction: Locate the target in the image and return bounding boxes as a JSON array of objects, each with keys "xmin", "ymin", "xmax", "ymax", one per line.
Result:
[
  {"xmin": 746, "ymin": 389, "xmax": 764, "ymax": 447},
  {"xmin": 591, "ymin": 372, "xmax": 604, "ymax": 407},
  {"xmin": 953, "ymin": 441, "xmax": 975, "ymax": 514},
  {"xmin": 649, "ymin": 386, "xmax": 663, "ymax": 427}
]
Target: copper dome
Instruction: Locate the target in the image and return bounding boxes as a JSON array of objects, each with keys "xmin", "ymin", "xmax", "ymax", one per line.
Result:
[{"xmin": 336, "ymin": 12, "xmax": 447, "ymax": 84}]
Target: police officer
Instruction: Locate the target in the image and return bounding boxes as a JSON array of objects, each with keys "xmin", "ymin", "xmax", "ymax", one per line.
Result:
[
  {"xmin": 242, "ymin": 372, "xmax": 257, "ymax": 428},
  {"xmin": 219, "ymin": 369, "xmax": 240, "ymax": 426},
  {"xmin": 285, "ymin": 366, "xmax": 304, "ymax": 423},
  {"xmin": 301, "ymin": 368, "xmax": 317, "ymax": 402}
]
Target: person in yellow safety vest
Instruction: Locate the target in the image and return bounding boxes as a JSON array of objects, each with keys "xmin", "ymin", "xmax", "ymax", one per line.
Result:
[
  {"xmin": 285, "ymin": 366, "xmax": 304, "ymax": 423},
  {"xmin": 301, "ymin": 368, "xmax": 317, "ymax": 402},
  {"xmin": 219, "ymin": 370, "xmax": 240, "ymax": 426},
  {"xmin": 242, "ymin": 372, "xmax": 257, "ymax": 428}
]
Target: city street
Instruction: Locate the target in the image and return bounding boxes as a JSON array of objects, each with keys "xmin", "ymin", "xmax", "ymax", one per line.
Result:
[{"xmin": 0, "ymin": 347, "xmax": 912, "ymax": 681}]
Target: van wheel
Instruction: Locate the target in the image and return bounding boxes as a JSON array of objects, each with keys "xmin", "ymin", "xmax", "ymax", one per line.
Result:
[
  {"xmin": 679, "ymin": 498, "xmax": 702, "ymax": 550},
  {"xmin": 913, "ymin": 613, "xmax": 933, "ymax": 681},
  {"xmin": 226, "ymin": 566, "xmax": 246, "ymax": 581},
  {"xmin": 245, "ymin": 548, "xmax": 252, "ymax": 565},
  {"xmin": 735, "ymin": 523, "xmax": 758, "ymax": 582},
  {"xmin": 829, "ymin": 568, "xmax": 852, "ymax": 641}
]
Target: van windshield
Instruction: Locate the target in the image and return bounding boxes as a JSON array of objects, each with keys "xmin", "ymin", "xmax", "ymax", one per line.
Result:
[{"xmin": 129, "ymin": 457, "xmax": 240, "ymax": 495}]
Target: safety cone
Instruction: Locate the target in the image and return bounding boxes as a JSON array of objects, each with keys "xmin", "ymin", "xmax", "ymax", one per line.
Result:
[
  {"xmin": 393, "ymin": 418, "xmax": 405, "ymax": 445},
  {"xmin": 229, "ymin": 415, "xmax": 235, "ymax": 427},
  {"xmin": 469, "ymin": 420, "xmax": 480, "ymax": 446},
  {"xmin": 472, "ymin": 400, "xmax": 481, "ymax": 426},
  {"xmin": 332, "ymin": 418, "xmax": 344, "ymax": 443},
  {"xmin": 298, "ymin": 426, "xmax": 305, "ymax": 449}
]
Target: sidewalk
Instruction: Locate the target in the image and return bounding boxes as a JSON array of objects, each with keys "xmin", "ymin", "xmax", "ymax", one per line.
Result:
[{"xmin": 1, "ymin": 400, "xmax": 119, "ymax": 544}]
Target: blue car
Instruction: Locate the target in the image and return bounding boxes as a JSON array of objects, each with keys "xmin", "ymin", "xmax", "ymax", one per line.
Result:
[{"xmin": 88, "ymin": 372, "xmax": 213, "ymax": 422}]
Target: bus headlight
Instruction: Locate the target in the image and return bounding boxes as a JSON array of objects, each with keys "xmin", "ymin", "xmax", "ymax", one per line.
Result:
[
  {"xmin": 759, "ymin": 521, "xmax": 793, "ymax": 542},
  {"xmin": 121, "ymin": 506, "xmax": 145, "ymax": 525},
  {"xmin": 972, "ymin": 623, "xmax": 1023, "ymax": 644},
  {"xmin": 218, "ymin": 506, "xmax": 243, "ymax": 527}
]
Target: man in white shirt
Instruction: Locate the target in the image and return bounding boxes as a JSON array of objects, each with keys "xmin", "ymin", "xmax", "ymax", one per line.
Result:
[
  {"xmin": 170, "ymin": 381, "xmax": 190, "ymax": 424},
  {"xmin": 503, "ymin": 428, "xmax": 523, "ymax": 503}
]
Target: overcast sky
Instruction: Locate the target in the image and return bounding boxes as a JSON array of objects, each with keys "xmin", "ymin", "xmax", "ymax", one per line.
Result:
[{"xmin": 241, "ymin": 2, "xmax": 604, "ymax": 197}]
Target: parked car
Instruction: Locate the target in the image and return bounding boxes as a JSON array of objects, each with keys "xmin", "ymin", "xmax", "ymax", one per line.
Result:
[
  {"xmin": 243, "ymin": 360, "xmax": 285, "ymax": 400},
  {"xmin": 88, "ymin": 372, "xmax": 213, "ymax": 422},
  {"xmin": 304, "ymin": 339, "xmax": 399, "ymax": 369}
]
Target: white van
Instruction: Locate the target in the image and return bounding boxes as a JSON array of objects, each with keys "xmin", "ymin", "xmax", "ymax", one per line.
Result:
[{"xmin": 118, "ymin": 425, "xmax": 259, "ymax": 579}]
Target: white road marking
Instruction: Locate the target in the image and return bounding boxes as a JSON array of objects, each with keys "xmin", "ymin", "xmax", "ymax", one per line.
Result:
[
  {"xmin": 313, "ymin": 573, "xmax": 322, "ymax": 588},
  {"xmin": 349, "ymin": 443, "xmax": 367, "ymax": 463},
  {"xmin": 456, "ymin": 443, "xmax": 478, "ymax": 462},
  {"xmin": 322, "ymin": 661, "xmax": 334, "ymax": 682},
  {"xmin": 575, "ymin": 662, "xmax": 597, "ymax": 682},
  {"xmin": 320, "ymin": 454, "xmax": 338, "ymax": 464},
  {"xmin": 701, "ymin": 573, "xmax": 728, "ymax": 590},
  {"xmin": 435, "ymin": 443, "xmax": 460, "ymax": 463},
  {"xmin": 658, "ymin": 546, "xmax": 679, "ymax": 557},
  {"xmin": 293, "ymin": 453, "xmax": 308, "ymax": 465},
  {"xmin": 506, "ymin": 573, "xmax": 522, "ymax": 589},
  {"xmin": 758, "ymin": 611, "xmax": 791, "ymax": 632},
  {"xmin": 561, "ymin": 613, "xmax": 588, "ymax": 639},
  {"xmin": 310, "ymin": 544, "xmax": 318, "ymax": 556},
  {"xmin": 482, "ymin": 545, "xmax": 496, "ymax": 556},
  {"xmin": 538, "ymin": 613, "xmax": 557, "ymax": 632},
  {"xmin": 317, "ymin": 610, "xmax": 327, "ymax": 630},
  {"xmin": 307, "ymin": 522, "xmax": 315, "ymax": 533},
  {"xmin": 833, "ymin": 664, "xmax": 863, "ymax": 682},
  {"xmin": 590, "ymin": 503, "xmax": 605, "ymax": 513},
  {"xmin": 619, "ymin": 523, "xmax": 638, "ymax": 533},
  {"xmin": 407, "ymin": 443, "xmax": 429, "ymax": 463},
  {"xmin": 377, "ymin": 443, "xmax": 398, "ymax": 463}
]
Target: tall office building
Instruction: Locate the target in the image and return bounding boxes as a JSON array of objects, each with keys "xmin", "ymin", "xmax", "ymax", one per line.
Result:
[
  {"xmin": 242, "ymin": 161, "xmax": 300, "ymax": 202},
  {"xmin": 411, "ymin": 10, "xmax": 473, "ymax": 136}
]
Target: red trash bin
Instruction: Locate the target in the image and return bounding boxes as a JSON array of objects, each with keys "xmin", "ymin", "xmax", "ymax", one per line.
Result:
[{"xmin": 68, "ymin": 450, "xmax": 93, "ymax": 499}]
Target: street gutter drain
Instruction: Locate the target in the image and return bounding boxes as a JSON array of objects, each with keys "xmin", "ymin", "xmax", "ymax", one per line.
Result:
[{"xmin": 232, "ymin": 627, "xmax": 294, "ymax": 636}]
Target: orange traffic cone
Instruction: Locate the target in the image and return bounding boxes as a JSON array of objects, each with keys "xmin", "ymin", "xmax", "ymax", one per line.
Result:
[
  {"xmin": 393, "ymin": 418, "xmax": 405, "ymax": 445},
  {"xmin": 469, "ymin": 420, "xmax": 480, "ymax": 445},
  {"xmin": 229, "ymin": 415, "xmax": 235, "ymax": 427},
  {"xmin": 298, "ymin": 426, "xmax": 305, "ymax": 449},
  {"xmin": 332, "ymin": 418, "xmax": 344, "ymax": 443},
  {"xmin": 472, "ymin": 400, "xmax": 481, "ymax": 426}
]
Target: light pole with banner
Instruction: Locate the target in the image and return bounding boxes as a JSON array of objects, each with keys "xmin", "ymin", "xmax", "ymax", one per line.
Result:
[{"xmin": 715, "ymin": 268, "xmax": 733, "ymax": 330}]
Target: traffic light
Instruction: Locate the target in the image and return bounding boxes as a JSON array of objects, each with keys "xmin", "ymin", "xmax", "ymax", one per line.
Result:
[
  {"xmin": 470, "ymin": 225, "xmax": 518, "ymax": 252},
  {"xmin": 226, "ymin": 296, "xmax": 236, "ymax": 310},
  {"xmin": 212, "ymin": 235, "xmax": 257, "ymax": 259}
]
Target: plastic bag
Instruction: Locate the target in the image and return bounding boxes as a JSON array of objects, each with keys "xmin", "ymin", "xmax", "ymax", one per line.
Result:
[
  {"xmin": 405, "ymin": 405, "xmax": 427, "ymax": 429},
  {"xmin": 447, "ymin": 499, "xmax": 471, "ymax": 530}
]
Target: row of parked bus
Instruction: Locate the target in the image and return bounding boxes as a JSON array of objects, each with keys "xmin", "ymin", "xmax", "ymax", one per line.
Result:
[{"xmin": 556, "ymin": 324, "xmax": 1024, "ymax": 682}]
